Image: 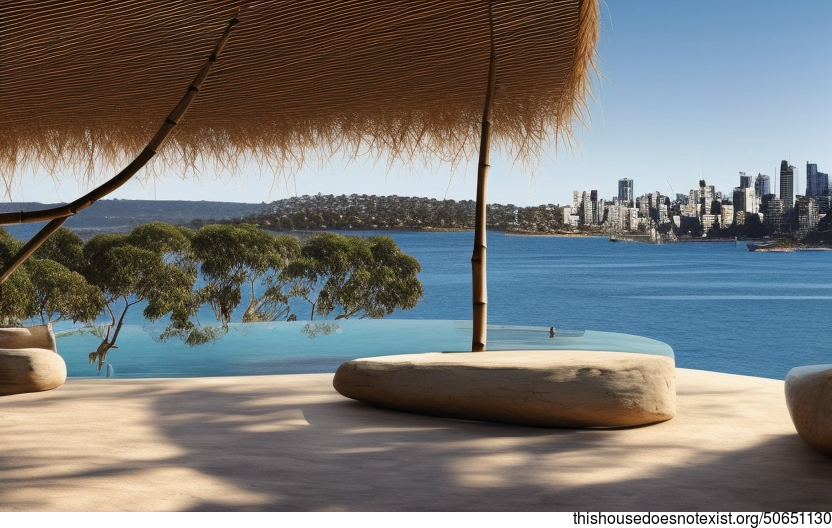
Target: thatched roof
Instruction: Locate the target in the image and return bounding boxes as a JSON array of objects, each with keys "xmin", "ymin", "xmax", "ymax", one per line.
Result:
[{"xmin": 0, "ymin": 0, "xmax": 598, "ymax": 187}]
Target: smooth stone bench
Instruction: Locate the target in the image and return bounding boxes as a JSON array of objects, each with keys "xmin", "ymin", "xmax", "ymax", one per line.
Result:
[
  {"xmin": 785, "ymin": 364, "xmax": 832, "ymax": 456},
  {"xmin": 334, "ymin": 349, "xmax": 676, "ymax": 428},
  {"xmin": 0, "ymin": 325, "xmax": 67, "ymax": 397}
]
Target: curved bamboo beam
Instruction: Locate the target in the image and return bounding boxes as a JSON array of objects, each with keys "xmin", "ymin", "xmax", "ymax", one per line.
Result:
[
  {"xmin": 471, "ymin": 2, "xmax": 496, "ymax": 352},
  {"xmin": 0, "ymin": 16, "xmax": 240, "ymax": 285}
]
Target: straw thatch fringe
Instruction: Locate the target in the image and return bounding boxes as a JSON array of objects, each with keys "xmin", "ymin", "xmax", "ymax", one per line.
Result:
[
  {"xmin": 0, "ymin": 15, "xmax": 238, "ymax": 283},
  {"xmin": 0, "ymin": 1, "xmax": 599, "ymax": 190}
]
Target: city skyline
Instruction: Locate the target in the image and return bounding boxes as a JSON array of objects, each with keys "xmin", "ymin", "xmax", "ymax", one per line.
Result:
[
  {"xmin": 5, "ymin": 1, "xmax": 831, "ymax": 207},
  {"xmin": 577, "ymin": 160, "xmax": 828, "ymax": 206},
  {"xmin": 566, "ymin": 159, "xmax": 829, "ymax": 237}
]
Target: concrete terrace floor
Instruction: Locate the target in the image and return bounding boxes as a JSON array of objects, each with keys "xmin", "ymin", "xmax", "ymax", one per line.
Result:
[{"xmin": 1, "ymin": 369, "xmax": 831, "ymax": 511}]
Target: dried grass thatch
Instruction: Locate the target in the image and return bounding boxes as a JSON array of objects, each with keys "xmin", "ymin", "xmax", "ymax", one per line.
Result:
[{"xmin": 0, "ymin": 0, "xmax": 598, "ymax": 191}]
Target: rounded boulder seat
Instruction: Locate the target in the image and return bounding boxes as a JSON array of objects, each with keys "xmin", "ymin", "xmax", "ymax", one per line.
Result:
[
  {"xmin": 785, "ymin": 364, "xmax": 832, "ymax": 456},
  {"xmin": 334, "ymin": 350, "xmax": 676, "ymax": 428},
  {"xmin": 0, "ymin": 326, "xmax": 67, "ymax": 397}
]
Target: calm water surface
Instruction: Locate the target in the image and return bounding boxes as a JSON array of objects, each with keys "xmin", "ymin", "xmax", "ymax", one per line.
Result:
[
  {"xmin": 58, "ymin": 231, "xmax": 832, "ymax": 380},
  {"xmin": 400, "ymin": 232, "xmax": 832, "ymax": 379}
]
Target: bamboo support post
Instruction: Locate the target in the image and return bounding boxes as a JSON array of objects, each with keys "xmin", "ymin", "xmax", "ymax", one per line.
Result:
[
  {"xmin": 0, "ymin": 16, "xmax": 239, "ymax": 285},
  {"xmin": 471, "ymin": 2, "xmax": 496, "ymax": 352}
]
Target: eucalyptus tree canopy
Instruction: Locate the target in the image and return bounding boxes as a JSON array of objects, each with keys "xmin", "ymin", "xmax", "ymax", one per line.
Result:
[
  {"xmin": 191, "ymin": 224, "xmax": 301, "ymax": 324},
  {"xmin": 126, "ymin": 222, "xmax": 196, "ymax": 272},
  {"xmin": 353, "ymin": 236, "xmax": 423, "ymax": 319},
  {"xmin": 0, "ymin": 230, "xmax": 35, "ymax": 325},
  {"xmin": 1, "ymin": 228, "xmax": 101, "ymax": 327},
  {"xmin": 123, "ymin": 222, "xmax": 201, "ymax": 340},
  {"xmin": 32, "ymin": 227, "xmax": 86, "ymax": 274},
  {"xmin": 284, "ymin": 233, "xmax": 422, "ymax": 320},
  {"xmin": 82, "ymin": 232, "xmax": 197, "ymax": 368},
  {"xmin": 26, "ymin": 259, "xmax": 103, "ymax": 326}
]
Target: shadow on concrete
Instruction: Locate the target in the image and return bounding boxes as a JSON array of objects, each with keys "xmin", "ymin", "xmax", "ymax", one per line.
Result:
[
  {"xmin": 144, "ymin": 380, "xmax": 832, "ymax": 511},
  {"xmin": 1, "ymin": 375, "xmax": 830, "ymax": 511}
]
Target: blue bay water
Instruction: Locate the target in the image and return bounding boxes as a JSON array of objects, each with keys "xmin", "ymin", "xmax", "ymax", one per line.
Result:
[
  {"xmin": 54, "ymin": 230, "xmax": 831, "ymax": 380},
  {"xmin": 381, "ymin": 231, "xmax": 832, "ymax": 379}
]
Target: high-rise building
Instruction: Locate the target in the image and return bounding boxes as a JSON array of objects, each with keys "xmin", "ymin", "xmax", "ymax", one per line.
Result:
[
  {"xmin": 581, "ymin": 191, "xmax": 593, "ymax": 226},
  {"xmin": 563, "ymin": 206, "xmax": 580, "ymax": 227},
  {"xmin": 806, "ymin": 163, "xmax": 819, "ymax": 196},
  {"xmin": 806, "ymin": 162, "xmax": 828, "ymax": 197},
  {"xmin": 755, "ymin": 173, "xmax": 771, "ymax": 197},
  {"xmin": 628, "ymin": 208, "xmax": 639, "ymax": 231},
  {"xmin": 637, "ymin": 194, "xmax": 650, "ymax": 217},
  {"xmin": 590, "ymin": 190, "xmax": 599, "ymax": 224},
  {"xmin": 733, "ymin": 187, "xmax": 758, "ymax": 215},
  {"xmin": 796, "ymin": 196, "xmax": 819, "ymax": 236},
  {"xmin": 618, "ymin": 178, "xmax": 633, "ymax": 205},
  {"xmin": 607, "ymin": 204, "xmax": 626, "ymax": 228},
  {"xmin": 780, "ymin": 160, "xmax": 794, "ymax": 208},
  {"xmin": 732, "ymin": 187, "xmax": 744, "ymax": 212},
  {"xmin": 763, "ymin": 197, "xmax": 785, "ymax": 228},
  {"xmin": 739, "ymin": 172, "xmax": 753, "ymax": 189},
  {"xmin": 745, "ymin": 187, "xmax": 758, "ymax": 214},
  {"xmin": 721, "ymin": 203, "xmax": 734, "ymax": 227},
  {"xmin": 698, "ymin": 184, "xmax": 715, "ymax": 216}
]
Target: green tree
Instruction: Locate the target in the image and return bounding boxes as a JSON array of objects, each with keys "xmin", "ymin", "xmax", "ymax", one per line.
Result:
[
  {"xmin": 127, "ymin": 222, "xmax": 196, "ymax": 272},
  {"xmin": 29, "ymin": 227, "xmax": 103, "ymax": 325},
  {"xmin": 32, "ymin": 227, "xmax": 86, "ymax": 273},
  {"xmin": 82, "ymin": 232, "xmax": 196, "ymax": 368},
  {"xmin": 191, "ymin": 224, "xmax": 301, "ymax": 325},
  {"xmin": 26, "ymin": 259, "xmax": 104, "ymax": 325},
  {"xmin": 283, "ymin": 233, "xmax": 422, "ymax": 320},
  {"xmin": 347, "ymin": 235, "xmax": 423, "ymax": 318},
  {"xmin": 1, "ymin": 228, "xmax": 101, "ymax": 328},
  {"xmin": 0, "ymin": 229, "xmax": 36, "ymax": 326},
  {"xmin": 124, "ymin": 222, "xmax": 211, "ymax": 345}
]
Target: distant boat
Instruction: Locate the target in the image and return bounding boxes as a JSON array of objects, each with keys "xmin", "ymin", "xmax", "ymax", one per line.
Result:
[
  {"xmin": 609, "ymin": 234, "xmax": 618, "ymax": 242},
  {"xmin": 746, "ymin": 241, "xmax": 775, "ymax": 252}
]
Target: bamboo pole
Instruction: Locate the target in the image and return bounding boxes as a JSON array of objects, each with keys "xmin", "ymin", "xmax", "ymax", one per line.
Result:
[
  {"xmin": 0, "ymin": 218, "xmax": 68, "ymax": 285},
  {"xmin": 0, "ymin": 16, "xmax": 239, "ymax": 285},
  {"xmin": 471, "ymin": 2, "xmax": 496, "ymax": 352}
]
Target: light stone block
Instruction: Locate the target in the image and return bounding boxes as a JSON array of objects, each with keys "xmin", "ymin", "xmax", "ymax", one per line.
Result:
[
  {"xmin": 334, "ymin": 350, "xmax": 676, "ymax": 428},
  {"xmin": 785, "ymin": 364, "xmax": 832, "ymax": 456},
  {"xmin": 0, "ymin": 326, "xmax": 66, "ymax": 397}
]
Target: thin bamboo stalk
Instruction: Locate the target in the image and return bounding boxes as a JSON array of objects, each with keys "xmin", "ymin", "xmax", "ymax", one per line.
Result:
[
  {"xmin": 471, "ymin": 2, "xmax": 496, "ymax": 352},
  {"xmin": 0, "ymin": 16, "xmax": 239, "ymax": 284},
  {"xmin": 0, "ymin": 218, "xmax": 67, "ymax": 285}
]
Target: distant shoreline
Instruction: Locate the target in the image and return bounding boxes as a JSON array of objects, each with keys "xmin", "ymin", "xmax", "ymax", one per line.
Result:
[
  {"xmin": 749, "ymin": 245, "xmax": 832, "ymax": 252},
  {"xmin": 3, "ymin": 197, "xmax": 828, "ymax": 250},
  {"xmin": 503, "ymin": 231, "xmax": 603, "ymax": 238}
]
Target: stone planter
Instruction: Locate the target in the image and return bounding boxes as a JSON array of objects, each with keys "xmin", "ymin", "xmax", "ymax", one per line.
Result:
[
  {"xmin": 785, "ymin": 364, "xmax": 832, "ymax": 456},
  {"xmin": 0, "ymin": 325, "xmax": 66, "ymax": 397}
]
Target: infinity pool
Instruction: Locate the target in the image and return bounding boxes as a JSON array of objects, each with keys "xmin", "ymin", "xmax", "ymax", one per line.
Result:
[{"xmin": 57, "ymin": 320, "xmax": 674, "ymax": 379}]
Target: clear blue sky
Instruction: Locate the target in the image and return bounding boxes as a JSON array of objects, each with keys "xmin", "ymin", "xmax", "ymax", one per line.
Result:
[{"xmin": 10, "ymin": 0, "xmax": 831, "ymax": 206}]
